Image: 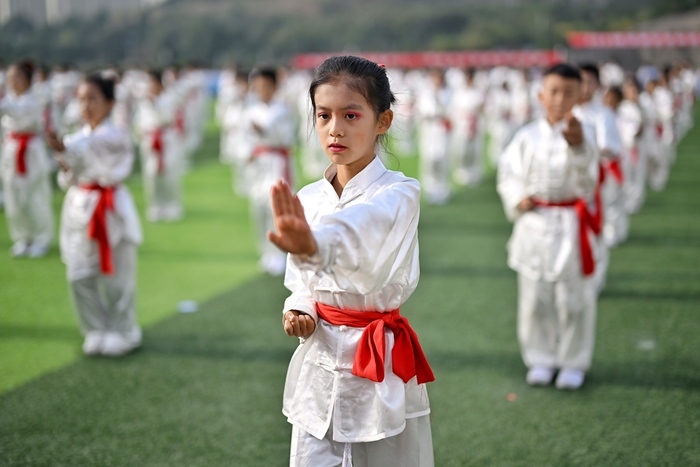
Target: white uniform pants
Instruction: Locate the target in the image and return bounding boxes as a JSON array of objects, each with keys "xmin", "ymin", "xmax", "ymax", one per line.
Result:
[
  {"xmin": 143, "ymin": 167, "xmax": 183, "ymax": 221},
  {"xmin": 517, "ymin": 273, "xmax": 597, "ymax": 371},
  {"xmin": 290, "ymin": 415, "xmax": 434, "ymax": 467},
  {"xmin": 601, "ymin": 176, "xmax": 629, "ymax": 248},
  {"xmin": 68, "ymin": 241, "xmax": 139, "ymax": 337},
  {"xmin": 452, "ymin": 135, "xmax": 483, "ymax": 186},
  {"xmin": 2, "ymin": 170, "xmax": 54, "ymax": 247}
]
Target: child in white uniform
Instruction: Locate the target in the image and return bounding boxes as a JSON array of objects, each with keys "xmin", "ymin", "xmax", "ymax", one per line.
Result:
[
  {"xmin": 498, "ymin": 63, "xmax": 599, "ymax": 390},
  {"xmin": 449, "ymin": 68, "xmax": 484, "ymax": 187},
  {"xmin": 269, "ymin": 56, "xmax": 435, "ymax": 467},
  {"xmin": 46, "ymin": 75, "xmax": 143, "ymax": 357},
  {"xmin": 241, "ymin": 67, "xmax": 295, "ymax": 276},
  {"xmin": 1, "ymin": 60, "xmax": 54, "ymax": 258},
  {"xmin": 135, "ymin": 70, "xmax": 187, "ymax": 222}
]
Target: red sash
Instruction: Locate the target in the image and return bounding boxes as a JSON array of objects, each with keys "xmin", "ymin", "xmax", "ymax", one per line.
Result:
[
  {"xmin": 151, "ymin": 129, "xmax": 165, "ymax": 173},
  {"xmin": 532, "ymin": 195, "xmax": 602, "ymax": 276},
  {"xmin": 603, "ymin": 159, "xmax": 624, "ymax": 184},
  {"xmin": 8, "ymin": 132, "xmax": 35, "ymax": 175},
  {"xmin": 252, "ymin": 146, "xmax": 292, "ymax": 184},
  {"xmin": 630, "ymin": 147, "xmax": 639, "ymax": 164},
  {"xmin": 175, "ymin": 108, "xmax": 185, "ymax": 136},
  {"xmin": 440, "ymin": 118, "xmax": 452, "ymax": 132},
  {"xmin": 316, "ymin": 303, "xmax": 435, "ymax": 385},
  {"xmin": 80, "ymin": 184, "xmax": 116, "ymax": 275}
]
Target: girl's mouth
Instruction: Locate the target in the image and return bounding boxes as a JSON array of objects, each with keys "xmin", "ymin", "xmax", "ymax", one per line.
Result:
[{"xmin": 329, "ymin": 143, "xmax": 347, "ymax": 153}]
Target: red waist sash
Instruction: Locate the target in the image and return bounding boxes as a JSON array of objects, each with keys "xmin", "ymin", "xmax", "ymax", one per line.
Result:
[
  {"xmin": 532, "ymin": 195, "xmax": 601, "ymax": 276},
  {"xmin": 151, "ymin": 129, "xmax": 165, "ymax": 174},
  {"xmin": 253, "ymin": 146, "xmax": 292, "ymax": 184},
  {"xmin": 316, "ymin": 303, "xmax": 435, "ymax": 385},
  {"xmin": 8, "ymin": 132, "xmax": 35, "ymax": 175},
  {"xmin": 602, "ymin": 159, "xmax": 623, "ymax": 184},
  {"xmin": 80, "ymin": 184, "xmax": 116, "ymax": 275}
]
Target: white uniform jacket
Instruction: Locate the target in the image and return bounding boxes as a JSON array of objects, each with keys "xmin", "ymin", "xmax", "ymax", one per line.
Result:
[
  {"xmin": 59, "ymin": 120, "xmax": 142, "ymax": 281},
  {"xmin": 282, "ymin": 156, "xmax": 430, "ymax": 443},
  {"xmin": 497, "ymin": 118, "xmax": 599, "ymax": 281}
]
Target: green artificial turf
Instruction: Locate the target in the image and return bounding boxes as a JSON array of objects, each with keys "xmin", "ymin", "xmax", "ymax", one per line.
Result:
[{"xmin": 1, "ymin": 112, "xmax": 699, "ymax": 466}]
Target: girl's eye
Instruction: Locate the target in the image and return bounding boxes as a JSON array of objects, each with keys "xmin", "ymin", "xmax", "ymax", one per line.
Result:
[
  {"xmin": 346, "ymin": 113, "xmax": 359, "ymax": 120},
  {"xmin": 317, "ymin": 113, "xmax": 329, "ymax": 120}
]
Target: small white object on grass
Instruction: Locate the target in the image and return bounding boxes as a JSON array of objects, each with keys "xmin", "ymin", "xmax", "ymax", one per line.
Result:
[
  {"xmin": 636, "ymin": 339, "xmax": 656, "ymax": 351},
  {"xmin": 178, "ymin": 300, "xmax": 199, "ymax": 313}
]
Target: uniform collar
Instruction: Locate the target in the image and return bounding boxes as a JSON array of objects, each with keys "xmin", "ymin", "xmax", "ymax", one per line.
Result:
[{"xmin": 322, "ymin": 156, "xmax": 387, "ymax": 202}]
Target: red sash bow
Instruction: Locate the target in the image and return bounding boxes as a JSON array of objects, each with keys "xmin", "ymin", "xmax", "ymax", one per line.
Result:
[
  {"xmin": 316, "ymin": 303, "xmax": 435, "ymax": 385},
  {"xmin": 151, "ymin": 129, "xmax": 165, "ymax": 173},
  {"xmin": 603, "ymin": 159, "xmax": 624, "ymax": 184},
  {"xmin": 8, "ymin": 132, "xmax": 35, "ymax": 175},
  {"xmin": 532, "ymin": 195, "xmax": 602, "ymax": 276},
  {"xmin": 80, "ymin": 184, "xmax": 116, "ymax": 275}
]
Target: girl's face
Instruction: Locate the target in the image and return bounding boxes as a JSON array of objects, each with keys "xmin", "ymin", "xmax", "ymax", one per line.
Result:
[
  {"xmin": 313, "ymin": 80, "xmax": 392, "ymax": 175},
  {"xmin": 78, "ymin": 82, "xmax": 114, "ymax": 129}
]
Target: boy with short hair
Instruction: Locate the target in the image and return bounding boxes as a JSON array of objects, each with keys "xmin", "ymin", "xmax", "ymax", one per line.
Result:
[{"xmin": 497, "ymin": 63, "xmax": 600, "ymax": 390}]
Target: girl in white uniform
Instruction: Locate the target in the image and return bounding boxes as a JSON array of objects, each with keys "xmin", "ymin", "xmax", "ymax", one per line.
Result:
[
  {"xmin": 135, "ymin": 70, "xmax": 187, "ymax": 222},
  {"xmin": 46, "ymin": 75, "xmax": 143, "ymax": 357},
  {"xmin": 449, "ymin": 68, "xmax": 484, "ymax": 187},
  {"xmin": 1, "ymin": 60, "xmax": 54, "ymax": 258},
  {"xmin": 268, "ymin": 56, "xmax": 435, "ymax": 467}
]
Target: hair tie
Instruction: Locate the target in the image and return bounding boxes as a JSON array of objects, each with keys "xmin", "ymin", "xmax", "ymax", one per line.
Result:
[{"xmin": 378, "ymin": 63, "xmax": 386, "ymax": 69}]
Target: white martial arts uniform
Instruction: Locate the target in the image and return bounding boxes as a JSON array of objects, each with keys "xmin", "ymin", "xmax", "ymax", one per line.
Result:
[
  {"xmin": 0, "ymin": 91, "xmax": 54, "ymax": 254},
  {"xmin": 58, "ymin": 119, "xmax": 142, "ymax": 343},
  {"xmin": 497, "ymin": 118, "xmax": 599, "ymax": 372},
  {"xmin": 485, "ymin": 85, "xmax": 514, "ymax": 166},
  {"xmin": 416, "ymin": 82, "xmax": 452, "ymax": 204},
  {"xmin": 650, "ymin": 86, "xmax": 675, "ymax": 191},
  {"xmin": 241, "ymin": 96, "xmax": 295, "ymax": 275},
  {"xmin": 449, "ymin": 82, "xmax": 484, "ymax": 186},
  {"xmin": 283, "ymin": 156, "xmax": 433, "ymax": 467},
  {"xmin": 135, "ymin": 90, "xmax": 187, "ymax": 222},
  {"xmin": 574, "ymin": 101, "xmax": 624, "ymax": 295},
  {"xmin": 616, "ymin": 100, "xmax": 646, "ymax": 214}
]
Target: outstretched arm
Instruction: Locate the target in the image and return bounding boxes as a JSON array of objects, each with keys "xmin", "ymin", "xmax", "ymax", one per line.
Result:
[{"xmin": 267, "ymin": 180, "xmax": 317, "ymax": 256}]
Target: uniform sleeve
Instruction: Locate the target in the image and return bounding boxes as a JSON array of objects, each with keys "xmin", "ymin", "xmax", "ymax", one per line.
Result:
[
  {"xmin": 62, "ymin": 128, "xmax": 134, "ymax": 186},
  {"xmin": 597, "ymin": 108, "xmax": 623, "ymax": 157},
  {"xmin": 282, "ymin": 260, "xmax": 318, "ymax": 322},
  {"xmin": 258, "ymin": 104, "xmax": 295, "ymax": 147},
  {"xmin": 291, "ymin": 178, "xmax": 421, "ymax": 297},
  {"xmin": 496, "ymin": 131, "xmax": 528, "ymax": 222},
  {"xmin": 567, "ymin": 132, "xmax": 599, "ymax": 200},
  {"xmin": 0, "ymin": 96, "xmax": 41, "ymax": 130}
]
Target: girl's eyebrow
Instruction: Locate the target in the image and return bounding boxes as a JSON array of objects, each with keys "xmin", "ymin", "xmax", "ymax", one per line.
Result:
[{"xmin": 316, "ymin": 104, "xmax": 364, "ymax": 111}]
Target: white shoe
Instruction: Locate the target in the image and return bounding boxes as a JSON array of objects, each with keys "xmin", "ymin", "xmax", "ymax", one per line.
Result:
[
  {"xmin": 555, "ymin": 368, "xmax": 585, "ymax": 390},
  {"xmin": 82, "ymin": 331, "xmax": 103, "ymax": 356},
  {"xmin": 526, "ymin": 367, "xmax": 555, "ymax": 386},
  {"xmin": 10, "ymin": 241, "xmax": 29, "ymax": 257},
  {"xmin": 100, "ymin": 332, "xmax": 135, "ymax": 357},
  {"xmin": 26, "ymin": 243, "xmax": 49, "ymax": 258}
]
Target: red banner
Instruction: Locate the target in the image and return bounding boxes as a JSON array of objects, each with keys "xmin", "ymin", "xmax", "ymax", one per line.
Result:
[
  {"xmin": 292, "ymin": 50, "xmax": 565, "ymax": 70},
  {"xmin": 568, "ymin": 31, "xmax": 700, "ymax": 49}
]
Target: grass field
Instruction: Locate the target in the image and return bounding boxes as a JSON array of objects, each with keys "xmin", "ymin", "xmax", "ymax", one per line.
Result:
[{"xmin": 1, "ymin": 112, "xmax": 699, "ymax": 466}]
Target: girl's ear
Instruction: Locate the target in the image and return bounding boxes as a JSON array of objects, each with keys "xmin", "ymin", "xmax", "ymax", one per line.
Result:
[{"xmin": 376, "ymin": 109, "xmax": 393, "ymax": 135}]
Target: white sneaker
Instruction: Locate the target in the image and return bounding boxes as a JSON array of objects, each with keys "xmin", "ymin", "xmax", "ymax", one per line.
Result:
[
  {"xmin": 555, "ymin": 368, "xmax": 586, "ymax": 390},
  {"xmin": 26, "ymin": 243, "xmax": 49, "ymax": 258},
  {"xmin": 125, "ymin": 327, "xmax": 143, "ymax": 349},
  {"xmin": 10, "ymin": 241, "xmax": 29, "ymax": 257},
  {"xmin": 526, "ymin": 367, "xmax": 555, "ymax": 386},
  {"xmin": 82, "ymin": 331, "xmax": 103, "ymax": 356},
  {"xmin": 100, "ymin": 332, "xmax": 135, "ymax": 357}
]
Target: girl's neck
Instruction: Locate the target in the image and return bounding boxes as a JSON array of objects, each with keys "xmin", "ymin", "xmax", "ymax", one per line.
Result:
[{"xmin": 332, "ymin": 155, "xmax": 376, "ymax": 197}]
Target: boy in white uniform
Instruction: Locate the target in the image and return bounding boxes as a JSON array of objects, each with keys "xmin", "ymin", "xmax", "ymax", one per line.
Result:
[
  {"xmin": 134, "ymin": 70, "xmax": 187, "ymax": 222},
  {"xmin": 241, "ymin": 67, "xmax": 295, "ymax": 276},
  {"xmin": 415, "ymin": 69, "xmax": 452, "ymax": 204},
  {"xmin": 449, "ymin": 68, "xmax": 484, "ymax": 187},
  {"xmin": 498, "ymin": 63, "xmax": 599, "ymax": 390},
  {"xmin": 574, "ymin": 64, "xmax": 624, "ymax": 295},
  {"xmin": 1, "ymin": 60, "xmax": 54, "ymax": 258}
]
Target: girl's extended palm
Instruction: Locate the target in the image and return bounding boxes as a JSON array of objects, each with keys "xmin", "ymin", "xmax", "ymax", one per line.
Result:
[{"xmin": 268, "ymin": 180, "xmax": 317, "ymax": 256}]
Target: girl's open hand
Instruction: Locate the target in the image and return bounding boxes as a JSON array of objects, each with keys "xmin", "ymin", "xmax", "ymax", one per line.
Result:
[
  {"xmin": 268, "ymin": 180, "xmax": 317, "ymax": 256},
  {"xmin": 283, "ymin": 310, "xmax": 316, "ymax": 338}
]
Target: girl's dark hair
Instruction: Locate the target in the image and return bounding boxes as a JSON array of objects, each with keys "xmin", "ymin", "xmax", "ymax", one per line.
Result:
[
  {"xmin": 84, "ymin": 74, "xmax": 116, "ymax": 101},
  {"xmin": 309, "ymin": 55, "xmax": 396, "ymax": 119},
  {"xmin": 148, "ymin": 69, "xmax": 163, "ymax": 85},
  {"xmin": 607, "ymin": 86, "xmax": 623, "ymax": 102},
  {"xmin": 14, "ymin": 59, "xmax": 35, "ymax": 83}
]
